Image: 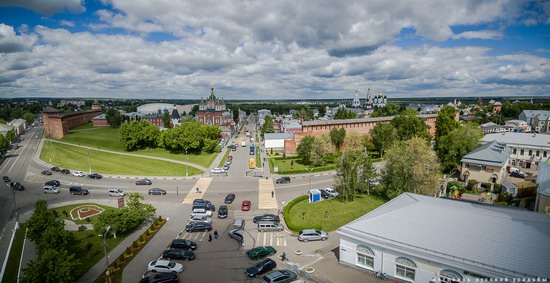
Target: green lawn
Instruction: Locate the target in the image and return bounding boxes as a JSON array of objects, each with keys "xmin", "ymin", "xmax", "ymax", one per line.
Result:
[
  {"xmin": 72, "ymin": 229, "xmax": 126, "ymax": 279},
  {"xmin": 284, "ymin": 194, "xmax": 385, "ymax": 232},
  {"xmin": 218, "ymin": 149, "xmax": 231, "ymax": 167},
  {"xmin": 58, "ymin": 123, "xmax": 217, "ymax": 168},
  {"xmin": 3, "ymin": 223, "xmax": 27, "ymax": 283},
  {"xmin": 41, "ymin": 142, "xmax": 203, "ymax": 176},
  {"xmin": 50, "ymin": 203, "xmax": 118, "ymax": 225},
  {"xmin": 256, "ymin": 148, "xmax": 262, "ymax": 168},
  {"xmin": 270, "ymin": 157, "xmax": 335, "ymax": 175}
]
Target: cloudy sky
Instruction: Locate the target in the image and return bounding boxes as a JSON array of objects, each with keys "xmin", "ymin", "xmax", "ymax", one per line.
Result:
[{"xmin": 0, "ymin": 0, "xmax": 549, "ymax": 100}]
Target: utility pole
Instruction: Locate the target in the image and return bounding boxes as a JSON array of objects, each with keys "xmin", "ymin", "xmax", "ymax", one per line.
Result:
[
  {"xmin": 305, "ymin": 168, "xmax": 313, "ymax": 191},
  {"xmin": 185, "ymin": 150, "xmax": 188, "ymax": 178},
  {"xmin": 103, "ymin": 226, "xmax": 112, "ymax": 283}
]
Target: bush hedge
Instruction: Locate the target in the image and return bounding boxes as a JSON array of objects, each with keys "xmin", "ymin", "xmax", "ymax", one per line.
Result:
[{"xmin": 283, "ymin": 195, "xmax": 309, "ymax": 231}]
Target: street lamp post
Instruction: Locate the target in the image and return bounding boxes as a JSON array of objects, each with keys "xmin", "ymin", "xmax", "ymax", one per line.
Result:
[
  {"xmin": 48, "ymin": 140, "xmax": 51, "ymax": 162},
  {"xmin": 305, "ymin": 168, "xmax": 313, "ymax": 191},
  {"xmin": 87, "ymin": 148, "xmax": 91, "ymax": 173},
  {"xmin": 185, "ymin": 150, "xmax": 188, "ymax": 178},
  {"xmin": 103, "ymin": 226, "xmax": 112, "ymax": 283}
]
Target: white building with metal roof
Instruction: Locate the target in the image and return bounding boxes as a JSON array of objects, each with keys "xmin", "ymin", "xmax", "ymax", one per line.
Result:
[
  {"xmin": 481, "ymin": 132, "xmax": 550, "ymax": 169},
  {"xmin": 460, "ymin": 140, "xmax": 511, "ymax": 186},
  {"xmin": 535, "ymin": 163, "xmax": 550, "ymax": 215},
  {"xmin": 337, "ymin": 193, "xmax": 550, "ymax": 282},
  {"xmin": 264, "ymin": 133, "xmax": 294, "ymax": 150}
]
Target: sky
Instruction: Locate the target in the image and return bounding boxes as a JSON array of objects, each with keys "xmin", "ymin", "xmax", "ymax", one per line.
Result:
[{"xmin": 0, "ymin": 0, "xmax": 549, "ymax": 100}]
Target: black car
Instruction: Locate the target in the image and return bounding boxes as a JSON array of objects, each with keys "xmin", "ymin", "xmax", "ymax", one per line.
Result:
[
  {"xmin": 41, "ymin": 170, "xmax": 52, "ymax": 175},
  {"xmin": 50, "ymin": 166, "xmax": 61, "ymax": 172},
  {"xmin": 3, "ymin": 176, "xmax": 10, "ymax": 182},
  {"xmin": 136, "ymin": 178, "xmax": 152, "ymax": 185},
  {"xmin": 138, "ymin": 273, "xmax": 179, "ymax": 283},
  {"xmin": 10, "ymin": 182, "xmax": 25, "ymax": 191},
  {"xmin": 218, "ymin": 205, "xmax": 228, "ymax": 219},
  {"xmin": 245, "ymin": 258, "xmax": 277, "ymax": 277},
  {"xmin": 88, "ymin": 173, "xmax": 103, "ymax": 179},
  {"xmin": 60, "ymin": 169, "xmax": 70, "ymax": 174},
  {"xmin": 192, "ymin": 202, "xmax": 215, "ymax": 212},
  {"xmin": 162, "ymin": 249, "xmax": 196, "ymax": 261},
  {"xmin": 148, "ymin": 188, "xmax": 166, "ymax": 195},
  {"xmin": 321, "ymin": 190, "xmax": 331, "ymax": 199},
  {"xmin": 45, "ymin": 180, "xmax": 61, "ymax": 187},
  {"xmin": 253, "ymin": 214, "xmax": 280, "ymax": 224},
  {"xmin": 170, "ymin": 239, "xmax": 197, "ymax": 250},
  {"xmin": 224, "ymin": 193, "xmax": 235, "ymax": 204},
  {"xmin": 185, "ymin": 222, "xmax": 212, "ymax": 232},
  {"xmin": 229, "ymin": 228, "xmax": 244, "ymax": 243},
  {"xmin": 275, "ymin": 176, "xmax": 291, "ymax": 184},
  {"xmin": 510, "ymin": 171, "xmax": 525, "ymax": 178}
]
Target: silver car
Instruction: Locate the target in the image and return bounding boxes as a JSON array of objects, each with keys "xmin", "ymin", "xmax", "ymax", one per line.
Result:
[
  {"xmin": 188, "ymin": 215, "xmax": 212, "ymax": 224},
  {"xmin": 298, "ymin": 229, "xmax": 328, "ymax": 242}
]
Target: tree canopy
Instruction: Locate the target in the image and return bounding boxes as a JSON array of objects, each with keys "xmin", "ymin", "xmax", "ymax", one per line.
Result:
[
  {"xmin": 297, "ymin": 135, "xmax": 315, "ymax": 165},
  {"xmin": 436, "ymin": 123, "xmax": 483, "ymax": 172},
  {"xmin": 369, "ymin": 122, "xmax": 398, "ymax": 157},
  {"xmin": 335, "ymin": 149, "xmax": 376, "ymax": 201},
  {"xmin": 329, "ymin": 128, "xmax": 346, "ymax": 152},
  {"xmin": 119, "ymin": 120, "xmax": 160, "ymax": 151},
  {"xmin": 260, "ymin": 115, "xmax": 275, "ymax": 137},
  {"xmin": 370, "ymin": 102, "xmax": 403, "ymax": 117},
  {"xmin": 334, "ymin": 108, "xmax": 357, "ymax": 119},
  {"xmin": 106, "ymin": 109, "xmax": 123, "ymax": 128},
  {"xmin": 435, "ymin": 105, "xmax": 459, "ymax": 144},
  {"xmin": 390, "ymin": 109, "xmax": 429, "ymax": 141}
]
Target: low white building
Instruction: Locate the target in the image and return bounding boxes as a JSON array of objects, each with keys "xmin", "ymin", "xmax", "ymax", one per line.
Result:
[
  {"xmin": 7, "ymin": 118, "xmax": 26, "ymax": 135},
  {"xmin": 481, "ymin": 132, "xmax": 550, "ymax": 169},
  {"xmin": 338, "ymin": 193, "xmax": 550, "ymax": 282},
  {"xmin": 460, "ymin": 140, "xmax": 511, "ymax": 186},
  {"xmin": 264, "ymin": 133, "xmax": 293, "ymax": 151}
]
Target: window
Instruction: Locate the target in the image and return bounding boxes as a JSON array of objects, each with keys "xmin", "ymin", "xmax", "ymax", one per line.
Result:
[
  {"xmin": 544, "ymin": 151, "xmax": 548, "ymax": 158},
  {"xmin": 440, "ymin": 269, "xmax": 464, "ymax": 283},
  {"xmin": 395, "ymin": 257, "xmax": 416, "ymax": 281},
  {"xmin": 536, "ymin": 150, "xmax": 540, "ymax": 157},
  {"xmin": 356, "ymin": 245, "xmax": 375, "ymax": 269},
  {"xmin": 520, "ymin": 149, "xmax": 524, "ymax": 155},
  {"xmin": 529, "ymin": 150, "xmax": 532, "ymax": 156},
  {"xmin": 513, "ymin": 148, "xmax": 517, "ymax": 154}
]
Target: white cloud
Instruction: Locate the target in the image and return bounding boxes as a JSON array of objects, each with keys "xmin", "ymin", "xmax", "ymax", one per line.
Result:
[
  {"xmin": 0, "ymin": 0, "xmax": 84, "ymax": 16},
  {"xmin": 0, "ymin": 23, "xmax": 36, "ymax": 53},
  {"xmin": 453, "ymin": 30, "xmax": 503, "ymax": 40},
  {"xmin": 59, "ymin": 20, "xmax": 75, "ymax": 27}
]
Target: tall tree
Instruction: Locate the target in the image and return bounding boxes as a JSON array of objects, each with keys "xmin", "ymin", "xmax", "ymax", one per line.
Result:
[
  {"xmin": 390, "ymin": 109, "xmax": 429, "ymax": 141},
  {"xmin": 292, "ymin": 108, "xmax": 314, "ymax": 121},
  {"xmin": 334, "ymin": 108, "xmax": 357, "ymax": 119},
  {"xmin": 162, "ymin": 111, "xmax": 171, "ymax": 128},
  {"xmin": 106, "ymin": 109, "xmax": 123, "ymax": 128},
  {"xmin": 381, "ymin": 137, "xmax": 441, "ymax": 199},
  {"xmin": 6, "ymin": 130, "xmax": 16, "ymax": 143},
  {"xmin": 370, "ymin": 102, "xmax": 402, "ymax": 117},
  {"xmin": 119, "ymin": 120, "xmax": 160, "ymax": 151},
  {"xmin": 329, "ymin": 128, "xmax": 346, "ymax": 152},
  {"xmin": 26, "ymin": 200, "xmax": 57, "ymax": 243},
  {"xmin": 435, "ymin": 105, "xmax": 459, "ymax": 144},
  {"xmin": 21, "ymin": 249, "xmax": 81, "ymax": 283},
  {"xmin": 369, "ymin": 122, "xmax": 398, "ymax": 157},
  {"xmin": 297, "ymin": 135, "xmax": 315, "ymax": 165},
  {"xmin": 436, "ymin": 123, "xmax": 484, "ymax": 172},
  {"xmin": 23, "ymin": 112, "xmax": 35, "ymax": 124},
  {"xmin": 335, "ymin": 149, "xmax": 376, "ymax": 201},
  {"xmin": 310, "ymin": 135, "xmax": 330, "ymax": 166},
  {"xmin": 260, "ymin": 115, "xmax": 274, "ymax": 137}
]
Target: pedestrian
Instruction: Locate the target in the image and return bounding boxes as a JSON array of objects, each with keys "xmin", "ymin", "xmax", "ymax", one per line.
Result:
[
  {"xmin": 281, "ymin": 252, "xmax": 287, "ymax": 261},
  {"xmin": 196, "ymin": 187, "xmax": 199, "ymax": 193},
  {"xmin": 208, "ymin": 233, "xmax": 212, "ymax": 242},
  {"xmin": 214, "ymin": 230, "xmax": 218, "ymax": 239},
  {"xmin": 271, "ymin": 190, "xmax": 274, "ymax": 198}
]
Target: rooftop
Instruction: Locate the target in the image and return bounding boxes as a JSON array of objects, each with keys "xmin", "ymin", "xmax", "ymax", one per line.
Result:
[
  {"xmin": 481, "ymin": 132, "xmax": 550, "ymax": 148},
  {"xmin": 264, "ymin": 133, "xmax": 294, "ymax": 140},
  {"xmin": 303, "ymin": 114, "xmax": 438, "ymax": 127},
  {"xmin": 461, "ymin": 140, "xmax": 511, "ymax": 167}
]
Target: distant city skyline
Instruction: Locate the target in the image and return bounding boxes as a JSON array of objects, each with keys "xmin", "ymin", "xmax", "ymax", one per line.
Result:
[{"xmin": 0, "ymin": 0, "xmax": 549, "ymax": 99}]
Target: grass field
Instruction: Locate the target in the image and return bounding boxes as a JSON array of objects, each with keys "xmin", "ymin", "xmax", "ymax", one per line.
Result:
[
  {"xmin": 284, "ymin": 194, "xmax": 385, "ymax": 232},
  {"xmin": 41, "ymin": 142, "xmax": 202, "ymax": 176},
  {"xmin": 3, "ymin": 223, "xmax": 27, "ymax": 283},
  {"xmin": 50, "ymin": 203, "xmax": 117, "ymax": 225},
  {"xmin": 270, "ymin": 157, "xmax": 336, "ymax": 174},
  {"xmin": 218, "ymin": 148, "xmax": 231, "ymax": 167},
  {"xmin": 72, "ymin": 228, "xmax": 126, "ymax": 279}
]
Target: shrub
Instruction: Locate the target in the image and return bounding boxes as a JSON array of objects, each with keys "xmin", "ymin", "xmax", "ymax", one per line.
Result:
[
  {"xmin": 84, "ymin": 242, "xmax": 93, "ymax": 253},
  {"xmin": 283, "ymin": 195, "xmax": 309, "ymax": 231}
]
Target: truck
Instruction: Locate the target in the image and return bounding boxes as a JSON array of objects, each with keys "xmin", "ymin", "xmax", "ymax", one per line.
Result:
[{"xmin": 249, "ymin": 144, "xmax": 255, "ymax": 155}]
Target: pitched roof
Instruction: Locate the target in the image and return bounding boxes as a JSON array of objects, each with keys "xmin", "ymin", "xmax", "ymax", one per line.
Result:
[
  {"xmin": 461, "ymin": 140, "xmax": 511, "ymax": 167},
  {"xmin": 171, "ymin": 107, "xmax": 180, "ymax": 119},
  {"xmin": 338, "ymin": 193, "xmax": 550, "ymax": 278},
  {"xmin": 481, "ymin": 132, "xmax": 550, "ymax": 148},
  {"xmin": 264, "ymin": 133, "xmax": 294, "ymax": 140}
]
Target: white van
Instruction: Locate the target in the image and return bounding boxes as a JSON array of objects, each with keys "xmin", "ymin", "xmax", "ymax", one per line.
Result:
[
  {"xmin": 191, "ymin": 208, "xmax": 212, "ymax": 218},
  {"xmin": 241, "ymin": 141, "xmax": 246, "ymax": 147},
  {"xmin": 233, "ymin": 217, "xmax": 245, "ymax": 229},
  {"xmin": 257, "ymin": 221, "xmax": 284, "ymax": 232},
  {"xmin": 43, "ymin": 186, "xmax": 60, "ymax": 194}
]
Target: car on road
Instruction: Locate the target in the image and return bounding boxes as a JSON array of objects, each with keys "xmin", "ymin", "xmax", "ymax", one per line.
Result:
[
  {"xmin": 69, "ymin": 186, "xmax": 89, "ymax": 195},
  {"xmin": 162, "ymin": 249, "xmax": 196, "ymax": 261},
  {"xmin": 245, "ymin": 258, "xmax": 277, "ymax": 277},
  {"xmin": 190, "ymin": 208, "xmax": 212, "ymax": 218},
  {"xmin": 136, "ymin": 178, "xmax": 152, "ymax": 185},
  {"xmin": 60, "ymin": 169, "xmax": 70, "ymax": 174},
  {"xmin": 224, "ymin": 193, "xmax": 235, "ymax": 204},
  {"xmin": 88, "ymin": 173, "xmax": 103, "ymax": 179},
  {"xmin": 275, "ymin": 176, "xmax": 291, "ymax": 184},
  {"xmin": 72, "ymin": 171, "xmax": 86, "ymax": 177},
  {"xmin": 228, "ymin": 228, "xmax": 244, "ymax": 243},
  {"xmin": 298, "ymin": 229, "xmax": 328, "ymax": 242},
  {"xmin": 225, "ymin": 159, "xmax": 232, "ymax": 165},
  {"xmin": 241, "ymin": 200, "xmax": 251, "ymax": 211},
  {"xmin": 211, "ymin": 167, "xmax": 225, "ymax": 173},
  {"xmin": 41, "ymin": 170, "xmax": 52, "ymax": 175},
  {"xmin": 223, "ymin": 164, "xmax": 230, "ymax": 171},
  {"xmin": 50, "ymin": 166, "xmax": 60, "ymax": 172},
  {"xmin": 43, "ymin": 186, "xmax": 60, "ymax": 194},
  {"xmin": 45, "ymin": 180, "xmax": 61, "ymax": 187},
  {"xmin": 147, "ymin": 259, "xmax": 184, "ymax": 274},
  {"xmin": 260, "ymin": 269, "xmax": 297, "ymax": 283},
  {"xmin": 185, "ymin": 222, "xmax": 212, "ymax": 232},
  {"xmin": 217, "ymin": 205, "xmax": 228, "ymax": 219},
  {"xmin": 510, "ymin": 171, "xmax": 525, "ymax": 178},
  {"xmin": 253, "ymin": 214, "xmax": 280, "ymax": 224},
  {"xmin": 108, "ymin": 188, "xmax": 125, "ymax": 197},
  {"xmin": 188, "ymin": 215, "xmax": 212, "ymax": 224},
  {"xmin": 148, "ymin": 188, "xmax": 167, "ymax": 195},
  {"xmin": 246, "ymin": 246, "xmax": 277, "ymax": 260},
  {"xmin": 321, "ymin": 187, "xmax": 339, "ymax": 198},
  {"xmin": 170, "ymin": 239, "xmax": 197, "ymax": 250},
  {"xmin": 3, "ymin": 176, "xmax": 10, "ymax": 182},
  {"xmin": 192, "ymin": 202, "xmax": 215, "ymax": 212},
  {"xmin": 10, "ymin": 182, "xmax": 25, "ymax": 191},
  {"xmin": 138, "ymin": 273, "xmax": 179, "ymax": 283}
]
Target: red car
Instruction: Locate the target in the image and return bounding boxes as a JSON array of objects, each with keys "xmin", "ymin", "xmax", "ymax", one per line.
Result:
[{"xmin": 241, "ymin": 200, "xmax": 251, "ymax": 211}]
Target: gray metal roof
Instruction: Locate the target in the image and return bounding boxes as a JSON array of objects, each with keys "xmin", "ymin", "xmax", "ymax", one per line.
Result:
[
  {"xmin": 264, "ymin": 133, "xmax": 294, "ymax": 140},
  {"xmin": 537, "ymin": 163, "xmax": 550, "ymax": 197},
  {"xmin": 461, "ymin": 140, "xmax": 511, "ymax": 167},
  {"xmin": 338, "ymin": 193, "xmax": 550, "ymax": 278},
  {"xmin": 481, "ymin": 132, "xmax": 550, "ymax": 148}
]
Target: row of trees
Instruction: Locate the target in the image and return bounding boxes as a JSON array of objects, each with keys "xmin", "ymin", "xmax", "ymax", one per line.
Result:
[
  {"xmin": 119, "ymin": 120, "xmax": 222, "ymax": 153},
  {"xmin": 0, "ymin": 102, "xmax": 40, "ymax": 123},
  {"xmin": 93, "ymin": 193, "xmax": 156, "ymax": 237}
]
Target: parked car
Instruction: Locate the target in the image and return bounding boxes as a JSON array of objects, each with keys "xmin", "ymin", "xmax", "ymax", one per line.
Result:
[
  {"xmin": 60, "ymin": 169, "xmax": 71, "ymax": 174},
  {"xmin": 188, "ymin": 215, "xmax": 212, "ymax": 224},
  {"xmin": 253, "ymin": 214, "xmax": 280, "ymax": 224},
  {"xmin": 321, "ymin": 188, "xmax": 339, "ymax": 198},
  {"xmin": 3, "ymin": 176, "xmax": 10, "ymax": 182},
  {"xmin": 192, "ymin": 202, "xmax": 215, "ymax": 212},
  {"xmin": 72, "ymin": 171, "xmax": 86, "ymax": 177},
  {"xmin": 190, "ymin": 208, "xmax": 212, "ymax": 218},
  {"xmin": 245, "ymin": 258, "xmax": 277, "ymax": 277},
  {"xmin": 257, "ymin": 221, "xmax": 284, "ymax": 232},
  {"xmin": 138, "ymin": 273, "xmax": 179, "ymax": 283},
  {"xmin": 217, "ymin": 205, "xmax": 228, "ymax": 219},
  {"xmin": 224, "ymin": 193, "xmax": 235, "ymax": 204},
  {"xmin": 223, "ymin": 164, "xmax": 230, "ymax": 170},
  {"xmin": 170, "ymin": 239, "xmax": 197, "ymax": 250},
  {"xmin": 246, "ymin": 246, "xmax": 277, "ymax": 260},
  {"xmin": 148, "ymin": 188, "xmax": 167, "ymax": 195},
  {"xmin": 260, "ymin": 269, "xmax": 297, "ymax": 283},
  {"xmin": 147, "ymin": 260, "xmax": 184, "ymax": 273},
  {"xmin": 298, "ymin": 229, "xmax": 328, "ymax": 242},
  {"xmin": 136, "ymin": 178, "xmax": 152, "ymax": 185},
  {"xmin": 50, "ymin": 166, "xmax": 61, "ymax": 172},
  {"xmin": 233, "ymin": 218, "xmax": 245, "ymax": 229},
  {"xmin": 10, "ymin": 182, "xmax": 25, "ymax": 191},
  {"xmin": 88, "ymin": 173, "xmax": 103, "ymax": 179},
  {"xmin": 41, "ymin": 170, "xmax": 52, "ymax": 175},
  {"xmin": 69, "ymin": 186, "xmax": 89, "ymax": 195},
  {"xmin": 43, "ymin": 186, "xmax": 60, "ymax": 194},
  {"xmin": 510, "ymin": 171, "xmax": 525, "ymax": 178},
  {"xmin": 108, "ymin": 188, "xmax": 125, "ymax": 197},
  {"xmin": 211, "ymin": 167, "xmax": 225, "ymax": 173},
  {"xmin": 185, "ymin": 222, "xmax": 212, "ymax": 232},
  {"xmin": 45, "ymin": 180, "xmax": 61, "ymax": 187},
  {"xmin": 162, "ymin": 249, "xmax": 196, "ymax": 261},
  {"xmin": 225, "ymin": 160, "xmax": 232, "ymax": 165},
  {"xmin": 241, "ymin": 200, "xmax": 251, "ymax": 211},
  {"xmin": 275, "ymin": 176, "xmax": 291, "ymax": 184},
  {"xmin": 228, "ymin": 228, "xmax": 244, "ymax": 243}
]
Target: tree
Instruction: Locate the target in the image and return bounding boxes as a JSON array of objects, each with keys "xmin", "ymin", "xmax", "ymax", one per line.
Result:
[
  {"xmin": 329, "ymin": 128, "xmax": 346, "ymax": 152},
  {"xmin": 334, "ymin": 108, "xmax": 356, "ymax": 119},
  {"xmin": 292, "ymin": 108, "xmax": 314, "ymax": 121},
  {"xmin": 26, "ymin": 200, "xmax": 57, "ymax": 243},
  {"xmin": 318, "ymin": 106, "xmax": 326, "ymax": 117},
  {"xmin": 297, "ymin": 135, "xmax": 315, "ymax": 165},
  {"xmin": 6, "ymin": 130, "xmax": 16, "ymax": 143},
  {"xmin": 23, "ymin": 112, "xmax": 35, "ymax": 124},
  {"xmin": 335, "ymin": 149, "xmax": 376, "ymax": 201},
  {"xmin": 106, "ymin": 109, "xmax": 123, "ymax": 128},
  {"xmin": 119, "ymin": 120, "xmax": 160, "ymax": 151},
  {"xmin": 0, "ymin": 134, "xmax": 7, "ymax": 153},
  {"xmin": 390, "ymin": 109, "xmax": 429, "ymax": 141},
  {"xmin": 162, "ymin": 111, "xmax": 171, "ymax": 128},
  {"xmin": 261, "ymin": 115, "xmax": 274, "ymax": 137},
  {"xmin": 369, "ymin": 122, "xmax": 398, "ymax": 157},
  {"xmin": 370, "ymin": 102, "xmax": 402, "ymax": 117},
  {"xmin": 436, "ymin": 123, "xmax": 484, "ymax": 172},
  {"xmin": 435, "ymin": 105, "xmax": 459, "ymax": 145},
  {"xmin": 310, "ymin": 135, "xmax": 330, "ymax": 166},
  {"xmin": 21, "ymin": 249, "xmax": 80, "ymax": 283},
  {"xmin": 381, "ymin": 137, "xmax": 441, "ymax": 199},
  {"xmin": 343, "ymin": 132, "xmax": 367, "ymax": 151},
  {"xmin": 126, "ymin": 192, "xmax": 156, "ymax": 217}
]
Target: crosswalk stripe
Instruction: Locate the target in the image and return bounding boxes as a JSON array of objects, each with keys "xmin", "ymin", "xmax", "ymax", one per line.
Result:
[
  {"xmin": 182, "ymin": 178, "xmax": 213, "ymax": 204},
  {"xmin": 258, "ymin": 178, "xmax": 279, "ymax": 209}
]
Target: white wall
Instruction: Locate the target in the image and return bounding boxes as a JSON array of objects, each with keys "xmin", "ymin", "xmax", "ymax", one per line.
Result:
[{"xmin": 265, "ymin": 139, "xmax": 285, "ymax": 149}]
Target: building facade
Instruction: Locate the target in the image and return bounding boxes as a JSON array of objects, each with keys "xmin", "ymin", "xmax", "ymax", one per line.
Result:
[
  {"xmin": 42, "ymin": 107, "xmax": 102, "ymax": 139},
  {"xmin": 7, "ymin": 118, "xmax": 26, "ymax": 135},
  {"xmin": 519, "ymin": 110, "xmax": 550, "ymax": 133},
  {"xmin": 196, "ymin": 87, "xmax": 234, "ymax": 129},
  {"xmin": 460, "ymin": 140, "xmax": 511, "ymax": 186},
  {"xmin": 480, "ymin": 132, "xmax": 550, "ymax": 169}
]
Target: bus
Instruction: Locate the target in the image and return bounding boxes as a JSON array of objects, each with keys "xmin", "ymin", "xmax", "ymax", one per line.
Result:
[{"xmin": 249, "ymin": 158, "xmax": 256, "ymax": 169}]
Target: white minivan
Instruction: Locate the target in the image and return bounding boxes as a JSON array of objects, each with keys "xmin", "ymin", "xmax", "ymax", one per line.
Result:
[{"xmin": 43, "ymin": 186, "xmax": 60, "ymax": 194}]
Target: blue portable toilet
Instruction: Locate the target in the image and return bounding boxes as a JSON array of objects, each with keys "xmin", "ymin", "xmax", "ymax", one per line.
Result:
[{"xmin": 309, "ymin": 189, "xmax": 322, "ymax": 203}]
